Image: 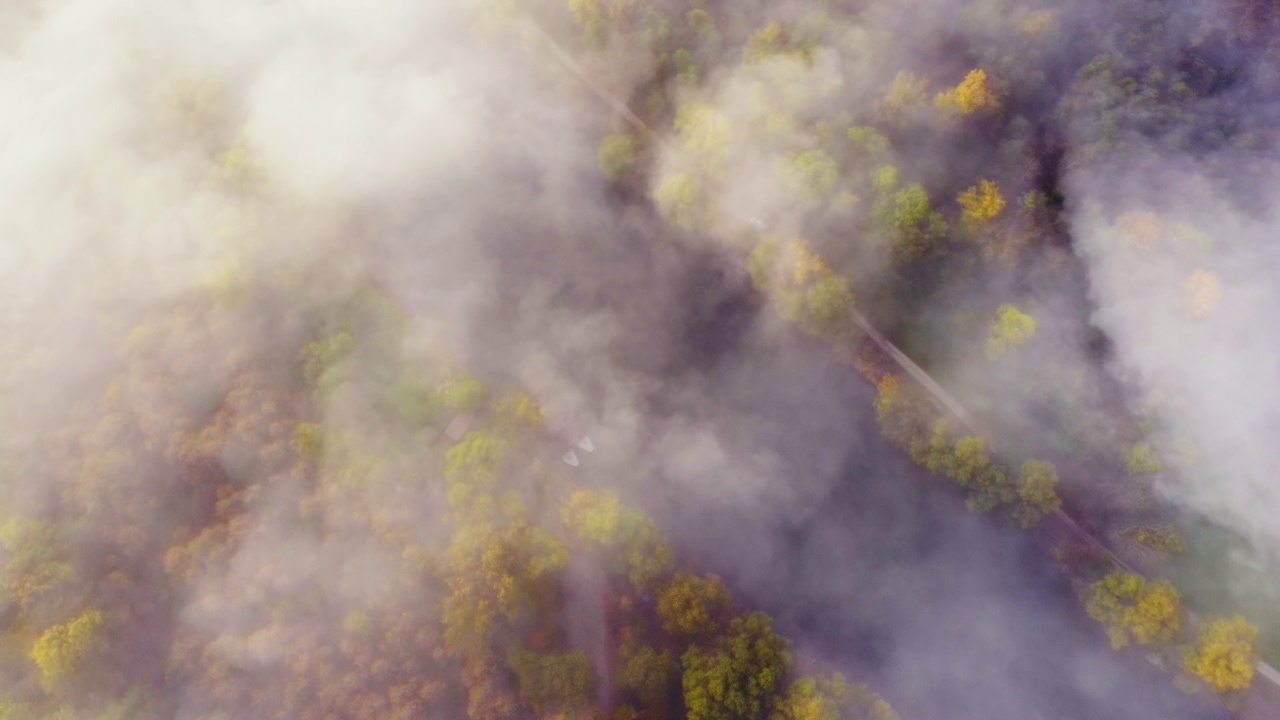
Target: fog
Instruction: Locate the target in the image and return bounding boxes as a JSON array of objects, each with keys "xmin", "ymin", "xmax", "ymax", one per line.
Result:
[{"xmin": 0, "ymin": 0, "xmax": 1273, "ymax": 718}]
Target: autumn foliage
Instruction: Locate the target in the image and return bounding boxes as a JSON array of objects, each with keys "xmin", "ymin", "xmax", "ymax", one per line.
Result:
[{"xmin": 935, "ymin": 69, "xmax": 1002, "ymax": 115}]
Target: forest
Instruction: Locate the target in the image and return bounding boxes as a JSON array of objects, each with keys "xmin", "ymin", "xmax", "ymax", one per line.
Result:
[{"xmin": 1, "ymin": 0, "xmax": 1280, "ymax": 719}]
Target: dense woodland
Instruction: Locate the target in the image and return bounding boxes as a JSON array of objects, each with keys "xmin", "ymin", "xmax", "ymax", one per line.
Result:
[
  {"xmin": 0, "ymin": 269, "xmax": 906, "ymax": 720},
  {"xmin": 3, "ymin": 0, "xmax": 1280, "ymax": 718},
  {"xmin": 563, "ymin": 0, "xmax": 1277, "ymax": 701}
]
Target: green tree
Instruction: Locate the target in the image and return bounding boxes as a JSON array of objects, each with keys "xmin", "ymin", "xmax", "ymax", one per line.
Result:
[
  {"xmin": 31, "ymin": 608, "xmax": 104, "ymax": 689},
  {"xmin": 657, "ymin": 571, "xmax": 733, "ymax": 640},
  {"xmin": 300, "ymin": 330, "xmax": 355, "ymax": 389},
  {"xmin": 672, "ymin": 49, "xmax": 700, "ymax": 86},
  {"xmin": 446, "ymin": 430, "xmax": 509, "ymax": 512},
  {"xmin": 1085, "ymin": 572, "xmax": 1181, "ymax": 650},
  {"xmin": 0, "ymin": 700, "xmax": 31, "ymax": 720},
  {"xmin": 568, "ymin": 0, "xmax": 598, "ymax": 26},
  {"xmin": 771, "ymin": 675, "xmax": 898, "ymax": 720},
  {"xmin": 215, "ymin": 136, "xmax": 262, "ymax": 189},
  {"xmin": 917, "ymin": 433, "xmax": 1013, "ymax": 512},
  {"xmin": 1011, "ymin": 460, "xmax": 1061, "ymax": 528},
  {"xmin": 1121, "ymin": 526, "xmax": 1187, "ymax": 558},
  {"xmin": 986, "ymin": 304, "xmax": 1036, "ymax": 357},
  {"xmin": 675, "ymin": 102, "xmax": 733, "ymax": 173},
  {"xmin": 687, "ymin": 9, "xmax": 714, "ymax": 35},
  {"xmin": 387, "ymin": 373, "xmax": 437, "ymax": 424},
  {"xmin": 873, "ymin": 376, "xmax": 937, "ymax": 450},
  {"xmin": 442, "ymin": 521, "xmax": 569, "ymax": 655},
  {"xmin": 847, "ymin": 126, "xmax": 890, "ymax": 162},
  {"xmin": 446, "ymin": 430, "xmax": 507, "ymax": 483},
  {"xmin": 600, "ymin": 132, "xmax": 642, "ymax": 182},
  {"xmin": 463, "ymin": 652, "xmax": 522, "ymax": 720},
  {"xmin": 1125, "ymin": 442, "xmax": 1163, "ymax": 476},
  {"xmin": 877, "ymin": 72, "xmax": 929, "ymax": 127},
  {"xmin": 563, "ymin": 490, "xmax": 630, "ymax": 545},
  {"xmin": 562, "ymin": 490, "xmax": 675, "ymax": 591},
  {"xmin": 786, "ymin": 151, "xmax": 838, "ymax": 201},
  {"xmin": 683, "ymin": 612, "xmax": 793, "ymax": 720},
  {"xmin": 796, "ymin": 275, "xmax": 855, "ymax": 339},
  {"xmin": 909, "ymin": 420, "xmax": 954, "ymax": 472},
  {"xmin": 158, "ymin": 76, "xmax": 231, "ymax": 140},
  {"xmin": 291, "ymin": 422, "xmax": 325, "ymax": 462},
  {"xmin": 98, "ymin": 684, "xmax": 157, "ymax": 720},
  {"xmin": 944, "ymin": 436, "xmax": 993, "ymax": 486},
  {"xmin": 654, "ymin": 173, "xmax": 703, "ymax": 229},
  {"xmin": 509, "ymin": 649, "xmax": 597, "ymax": 717},
  {"xmin": 748, "ymin": 241, "xmax": 780, "ymax": 293},
  {"xmin": 568, "ymin": 0, "xmax": 612, "ymax": 44},
  {"xmin": 960, "ymin": 458, "xmax": 1012, "ymax": 513},
  {"xmin": 618, "ymin": 640, "xmax": 678, "ymax": 708},
  {"xmin": 437, "ymin": 376, "xmax": 488, "ymax": 414},
  {"xmin": 745, "ymin": 22, "xmax": 784, "ymax": 63},
  {"xmin": 201, "ymin": 255, "xmax": 251, "ymax": 308},
  {"xmin": 872, "ymin": 169, "xmax": 948, "ymax": 264},
  {"xmin": 749, "ymin": 239, "xmax": 855, "ymax": 340},
  {"xmin": 0, "ymin": 517, "xmax": 72, "ymax": 613},
  {"xmin": 492, "ymin": 393, "xmax": 544, "ymax": 436},
  {"xmin": 1184, "ymin": 616, "xmax": 1258, "ymax": 693}
]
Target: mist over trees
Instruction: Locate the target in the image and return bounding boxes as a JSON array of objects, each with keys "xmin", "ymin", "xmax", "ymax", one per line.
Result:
[{"xmin": 1, "ymin": 0, "xmax": 1279, "ymax": 719}]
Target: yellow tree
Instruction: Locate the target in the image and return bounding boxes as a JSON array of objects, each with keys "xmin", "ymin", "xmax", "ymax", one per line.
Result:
[
  {"xmin": 31, "ymin": 608, "xmax": 105, "ymax": 689},
  {"xmin": 957, "ymin": 180, "xmax": 1007, "ymax": 229},
  {"xmin": 935, "ymin": 70, "xmax": 1001, "ymax": 115},
  {"xmin": 1085, "ymin": 572, "xmax": 1181, "ymax": 649},
  {"xmin": 986, "ymin": 304, "xmax": 1036, "ymax": 357},
  {"xmin": 1185, "ymin": 616, "xmax": 1258, "ymax": 693},
  {"xmin": 1185, "ymin": 269, "xmax": 1223, "ymax": 319},
  {"xmin": 1125, "ymin": 442, "xmax": 1163, "ymax": 476},
  {"xmin": 1114, "ymin": 211, "xmax": 1164, "ymax": 249}
]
